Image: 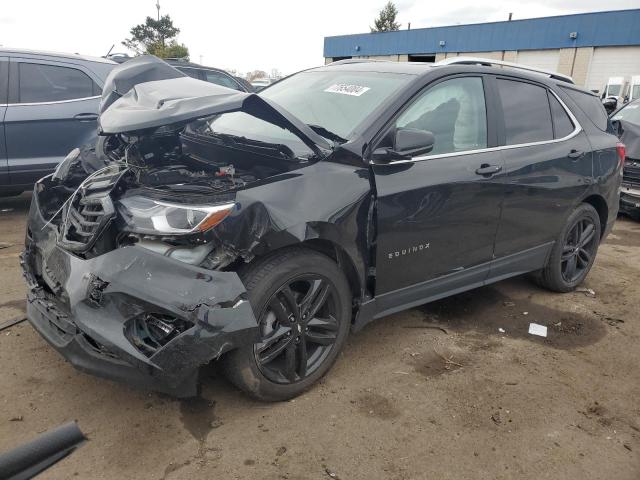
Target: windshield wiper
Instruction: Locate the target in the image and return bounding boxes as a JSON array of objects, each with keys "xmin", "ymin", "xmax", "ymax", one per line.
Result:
[{"xmin": 306, "ymin": 124, "xmax": 348, "ymax": 144}]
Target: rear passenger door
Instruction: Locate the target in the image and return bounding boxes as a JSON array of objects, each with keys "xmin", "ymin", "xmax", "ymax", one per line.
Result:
[
  {"xmin": 492, "ymin": 76, "xmax": 592, "ymax": 266},
  {"xmin": 0, "ymin": 57, "xmax": 8, "ymax": 187},
  {"xmin": 4, "ymin": 58, "xmax": 102, "ymax": 187}
]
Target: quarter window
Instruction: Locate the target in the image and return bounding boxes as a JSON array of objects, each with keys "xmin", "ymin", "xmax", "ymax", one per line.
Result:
[
  {"xmin": 549, "ymin": 93, "xmax": 575, "ymax": 139},
  {"xmin": 18, "ymin": 63, "xmax": 97, "ymax": 103},
  {"xmin": 497, "ymin": 79, "xmax": 553, "ymax": 145},
  {"xmin": 395, "ymin": 77, "xmax": 487, "ymax": 156}
]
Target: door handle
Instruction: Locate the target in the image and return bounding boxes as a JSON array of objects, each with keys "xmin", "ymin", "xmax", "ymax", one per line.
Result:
[
  {"xmin": 568, "ymin": 149, "xmax": 584, "ymax": 159},
  {"xmin": 475, "ymin": 164, "xmax": 502, "ymax": 176},
  {"xmin": 73, "ymin": 113, "xmax": 98, "ymax": 122}
]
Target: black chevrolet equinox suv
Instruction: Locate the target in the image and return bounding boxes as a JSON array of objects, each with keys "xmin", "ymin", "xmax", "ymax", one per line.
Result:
[{"xmin": 22, "ymin": 56, "xmax": 622, "ymax": 400}]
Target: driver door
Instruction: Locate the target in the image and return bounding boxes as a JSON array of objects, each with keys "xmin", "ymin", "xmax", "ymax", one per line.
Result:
[{"xmin": 371, "ymin": 75, "xmax": 505, "ymax": 300}]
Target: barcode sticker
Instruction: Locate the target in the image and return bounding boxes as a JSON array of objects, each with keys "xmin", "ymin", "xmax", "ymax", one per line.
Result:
[{"xmin": 324, "ymin": 84, "xmax": 370, "ymax": 96}]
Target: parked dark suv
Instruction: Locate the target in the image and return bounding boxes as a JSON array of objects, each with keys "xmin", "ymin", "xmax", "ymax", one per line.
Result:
[
  {"xmin": 21, "ymin": 56, "xmax": 622, "ymax": 401},
  {"xmin": 0, "ymin": 49, "xmax": 116, "ymax": 194}
]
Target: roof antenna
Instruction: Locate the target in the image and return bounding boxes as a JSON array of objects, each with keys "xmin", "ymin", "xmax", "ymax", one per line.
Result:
[
  {"xmin": 508, "ymin": 12, "xmax": 513, "ymax": 21},
  {"xmin": 105, "ymin": 44, "xmax": 114, "ymax": 57}
]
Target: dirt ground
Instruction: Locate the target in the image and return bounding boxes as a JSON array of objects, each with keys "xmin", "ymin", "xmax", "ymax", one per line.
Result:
[{"xmin": 0, "ymin": 192, "xmax": 638, "ymax": 480}]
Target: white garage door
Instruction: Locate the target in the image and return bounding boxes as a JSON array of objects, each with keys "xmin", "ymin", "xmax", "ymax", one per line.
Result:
[
  {"xmin": 586, "ymin": 46, "xmax": 640, "ymax": 94},
  {"xmin": 516, "ymin": 50, "xmax": 560, "ymax": 72}
]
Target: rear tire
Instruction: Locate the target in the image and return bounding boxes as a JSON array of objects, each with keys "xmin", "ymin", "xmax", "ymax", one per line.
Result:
[
  {"xmin": 534, "ymin": 203, "xmax": 601, "ymax": 292},
  {"xmin": 223, "ymin": 247, "xmax": 351, "ymax": 401}
]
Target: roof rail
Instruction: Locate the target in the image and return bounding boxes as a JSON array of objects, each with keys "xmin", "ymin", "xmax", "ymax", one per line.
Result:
[{"xmin": 436, "ymin": 56, "xmax": 574, "ymax": 84}]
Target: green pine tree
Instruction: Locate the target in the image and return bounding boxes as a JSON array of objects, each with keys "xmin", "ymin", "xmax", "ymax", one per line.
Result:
[{"xmin": 371, "ymin": 2, "xmax": 401, "ymax": 32}]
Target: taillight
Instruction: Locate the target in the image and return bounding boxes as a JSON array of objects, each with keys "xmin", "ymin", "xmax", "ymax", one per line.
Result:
[{"xmin": 616, "ymin": 142, "xmax": 626, "ymax": 168}]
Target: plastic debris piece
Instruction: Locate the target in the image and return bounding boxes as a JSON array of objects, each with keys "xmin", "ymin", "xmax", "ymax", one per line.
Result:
[
  {"xmin": 576, "ymin": 287, "xmax": 596, "ymax": 298},
  {"xmin": 498, "ymin": 328, "xmax": 506, "ymax": 333},
  {"xmin": 528, "ymin": 323, "xmax": 547, "ymax": 337}
]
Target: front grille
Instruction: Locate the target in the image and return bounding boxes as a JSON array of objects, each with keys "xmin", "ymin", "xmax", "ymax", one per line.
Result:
[
  {"xmin": 59, "ymin": 167, "xmax": 121, "ymax": 252},
  {"xmin": 65, "ymin": 196, "xmax": 108, "ymax": 244},
  {"xmin": 623, "ymin": 160, "xmax": 640, "ymax": 188}
]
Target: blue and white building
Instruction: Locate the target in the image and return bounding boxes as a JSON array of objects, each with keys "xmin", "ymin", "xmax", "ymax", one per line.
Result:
[{"xmin": 323, "ymin": 9, "xmax": 640, "ymax": 92}]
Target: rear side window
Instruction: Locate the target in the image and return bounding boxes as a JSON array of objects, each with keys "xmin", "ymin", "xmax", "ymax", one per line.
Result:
[
  {"xmin": 177, "ymin": 67, "xmax": 202, "ymax": 80},
  {"xmin": 549, "ymin": 93, "xmax": 575, "ymax": 139},
  {"xmin": 18, "ymin": 63, "xmax": 97, "ymax": 103},
  {"xmin": 560, "ymin": 86, "xmax": 608, "ymax": 131},
  {"xmin": 0, "ymin": 60, "xmax": 8, "ymax": 104},
  {"xmin": 497, "ymin": 79, "xmax": 553, "ymax": 145},
  {"xmin": 204, "ymin": 71, "xmax": 240, "ymax": 90}
]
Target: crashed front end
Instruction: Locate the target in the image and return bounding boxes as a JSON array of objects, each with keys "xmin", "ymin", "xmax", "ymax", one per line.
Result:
[{"xmin": 20, "ymin": 56, "xmax": 332, "ymax": 397}]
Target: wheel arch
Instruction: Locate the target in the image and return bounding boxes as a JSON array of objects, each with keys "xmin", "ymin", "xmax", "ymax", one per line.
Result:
[{"xmin": 581, "ymin": 194, "xmax": 608, "ymax": 238}]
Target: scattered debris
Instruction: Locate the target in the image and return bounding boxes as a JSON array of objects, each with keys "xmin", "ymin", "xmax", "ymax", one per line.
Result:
[
  {"xmin": 503, "ymin": 301, "xmax": 515, "ymax": 307},
  {"xmin": 576, "ymin": 288, "xmax": 596, "ymax": 298},
  {"xmin": 0, "ymin": 208, "xmax": 13, "ymax": 213},
  {"xmin": 491, "ymin": 412, "xmax": 502, "ymax": 424},
  {"xmin": 0, "ymin": 316, "xmax": 27, "ymax": 332},
  {"xmin": 523, "ymin": 311, "xmax": 529, "ymax": 316},
  {"xmin": 393, "ymin": 371, "xmax": 410, "ymax": 375},
  {"xmin": 324, "ymin": 466, "xmax": 339, "ymax": 479},
  {"xmin": 505, "ymin": 381, "xmax": 518, "ymax": 386},
  {"xmin": 623, "ymin": 444, "xmax": 632, "ymax": 452},
  {"xmin": 0, "ymin": 242, "xmax": 13, "ymax": 250},
  {"xmin": 433, "ymin": 349, "xmax": 464, "ymax": 369},
  {"xmin": 9, "ymin": 416, "xmax": 23, "ymax": 422},
  {"xmin": 528, "ymin": 323, "xmax": 547, "ymax": 337},
  {"xmin": 275, "ymin": 446, "xmax": 287, "ymax": 456},
  {"xmin": 498, "ymin": 327, "xmax": 506, "ymax": 333},
  {"xmin": 404, "ymin": 325, "xmax": 448, "ymax": 334}
]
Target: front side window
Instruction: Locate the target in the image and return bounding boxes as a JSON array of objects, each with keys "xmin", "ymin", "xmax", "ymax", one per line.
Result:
[
  {"xmin": 18, "ymin": 63, "xmax": 97, "ymax": 103},
  {"xmin": 498, "ymin": 79, "xmax": 553, "ymax": 145},
  {"xmin": 394, "ymin": 76, "xmax": 487, "ymax": 155}
]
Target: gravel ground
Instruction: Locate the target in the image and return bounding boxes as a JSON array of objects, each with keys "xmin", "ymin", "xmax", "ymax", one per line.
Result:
[{"xmin": 0, "ymin": 192, "xmax": 638, "ymax": 480}]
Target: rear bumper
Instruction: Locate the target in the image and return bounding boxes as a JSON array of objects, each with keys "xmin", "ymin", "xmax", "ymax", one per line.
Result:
[{"xmin": 21, "ymin": 186, "xmax": 258, "ymax": 397}]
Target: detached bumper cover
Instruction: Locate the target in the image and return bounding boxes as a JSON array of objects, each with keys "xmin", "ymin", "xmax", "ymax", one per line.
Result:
[
  {"xmin": 21, "ymin": 189, "xmax": 258, "ymax": 397},
  {"xmin": 620, "ymin": 184, "xmax": 640, "ymax": 213}
]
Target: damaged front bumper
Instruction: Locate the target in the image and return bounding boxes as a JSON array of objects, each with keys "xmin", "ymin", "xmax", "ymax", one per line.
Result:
[{"xmin": 21, "ymin": 188, "xmax": 258, "ymax": 397}]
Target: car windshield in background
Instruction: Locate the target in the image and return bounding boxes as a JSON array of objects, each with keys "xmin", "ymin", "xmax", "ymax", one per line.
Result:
[
  {"xmin": 260, "ymin": 71, "xmax": 413, "ymax": 140},
  {"xmin": 608, "ymin": 84, "xmax": 622, "ymax": 96},
  {"xmin": 612, "ymin": 101, "xmax": 640, "ymax": 125}
]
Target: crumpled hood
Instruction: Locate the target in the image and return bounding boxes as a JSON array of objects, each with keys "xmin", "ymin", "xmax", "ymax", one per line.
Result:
[
  {"xmin": 618, "ymin": 120, "xmax": 640, "ymax": 161},
  {"xmin": 98, "ymin": 55, "xmax": 331, "ymax": 155}
]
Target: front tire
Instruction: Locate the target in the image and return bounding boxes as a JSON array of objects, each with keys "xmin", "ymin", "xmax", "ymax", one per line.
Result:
[
  {"xmin": 535, "ymin": 203, "xmax": 601, "ymax": 292},
  {"xmin": 223, "ymin": 248, "xmax": 351, "ymax": 401}
]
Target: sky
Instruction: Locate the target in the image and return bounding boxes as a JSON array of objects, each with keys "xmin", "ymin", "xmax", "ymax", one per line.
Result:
[{"xmin": 0, "ymin": 0, "xmax": 638, "ymax": 77}]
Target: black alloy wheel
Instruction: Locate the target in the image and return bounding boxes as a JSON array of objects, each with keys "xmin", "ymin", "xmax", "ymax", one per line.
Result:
[
  {"xmin": 561, "ymin": 217, "xmax": 598, "ymax": 283},
  {"xmin": 223, "ymin": 247, "xmax": 351, "ymax": 401},
  {"xmin": 254, "ymin": 275, "xmax": 339, "ymax": 384},
  {"xmin": 533, "ymin": 203, "xmax": 601, "ymax": 293}
]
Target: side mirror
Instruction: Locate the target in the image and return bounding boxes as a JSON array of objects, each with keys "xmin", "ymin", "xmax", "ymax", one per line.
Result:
[
  {"xmin": 603, "ymin": 97, "xmax": 617, "ymax": 115},
  {"xmin": 394, "ymin": 128, "xmax": 435, "ymax": 157}
]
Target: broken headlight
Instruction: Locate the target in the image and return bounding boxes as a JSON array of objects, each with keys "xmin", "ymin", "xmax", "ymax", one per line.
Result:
[{"xmin": 118, "ymin": 195, "xmax": 235, "ymax": 235}]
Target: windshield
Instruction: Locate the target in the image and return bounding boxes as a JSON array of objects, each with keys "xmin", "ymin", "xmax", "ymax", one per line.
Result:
[
  {"xmin": 612, "ymin": 101, "xmax": 640, "ymax": 125},
  {"xmin": 261, "ymin": 70, "xmax": 413, "ymax": 139},
  {"xmin": 607, "ymin": 84, "xmax": 622, "ymax": 97},
  {"xmin": 203, "ymin": 70, "xmax": 413, "ymax": 159},
  {"xmin": 633, "ymin": 85, "xmax": 640, "ymax": 101}
]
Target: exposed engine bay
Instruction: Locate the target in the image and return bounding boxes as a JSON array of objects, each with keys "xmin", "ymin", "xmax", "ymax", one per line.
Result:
[{"xmin": 36, "ymin": 120, "xmax": 309, "ymax": 270}]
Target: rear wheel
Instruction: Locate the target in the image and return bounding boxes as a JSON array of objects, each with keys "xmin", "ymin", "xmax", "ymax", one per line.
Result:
[
  {"xmin": 223, "ymin": 248, "xmax": 351, "ymax": 401},
  {"xmin": 534, "ymin": 203, "xmax": 601, "ymax": 292}
]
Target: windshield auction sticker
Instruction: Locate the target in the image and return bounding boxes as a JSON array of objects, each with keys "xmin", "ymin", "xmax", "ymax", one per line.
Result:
[{"xmin": 324, "ymin": 84, "xmax": 370, "ymax": 96}]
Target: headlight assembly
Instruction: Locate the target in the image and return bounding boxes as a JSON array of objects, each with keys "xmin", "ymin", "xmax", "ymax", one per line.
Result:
[{"xmin": 118, "ymin": 196, "xmax": 235, "ymax": 235}]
